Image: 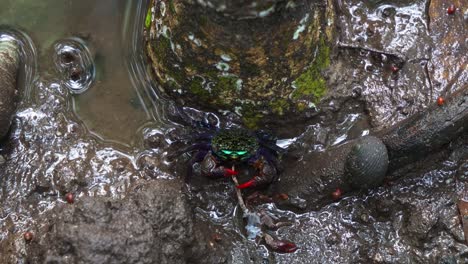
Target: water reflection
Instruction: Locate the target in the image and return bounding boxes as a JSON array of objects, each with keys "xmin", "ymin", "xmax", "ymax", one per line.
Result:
[
  {"xmin": 0, "ymin": 0, "xmax": 466, "ymax": 263},
  {"xmin": 53, "ymin": 38, "xmax": 95, "ymax": 94}
]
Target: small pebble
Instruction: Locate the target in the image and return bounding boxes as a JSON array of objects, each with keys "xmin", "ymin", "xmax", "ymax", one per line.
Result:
[
  {"xmin": 384, "ymin": 179, "xmax": 395, "ymax": 186},
  {"xmin": 381, "ymin": 7, "xmax": 395, "ymax": 18},
  {"xmin": 0, "ymin": 155, "xmax": 5, "ymax": 165},
  {"xmin": 437, "ymin": 96, "xmax": 445, "ymax": 106},
  {"xmin": 325, "ymin": 233, "xmax": 340, "ymax": 245},
  {"xmin": 24, "ymin": 231, "xmax": 33, "ymax": 242},
  {"xmin": 65, "ymin": 193, "xmax": 75, "ymax": 204},
  {"xmin": 212, "ymin": 233, "xmax": 222, "ymax": 242},
  {"xmin": 447, "ymin": 5, "xmax": 456, "ymax": 15},
  {"xmin": 331, "ymin": 188, "xmax": 342, "ymax": 201},
  {"xmin": 401, "ymin": 108, "xmax": 409, "ymax": 116},
  {"xmin": 276, "ymin": 193, "xmax": 289, "ymax": 200},
  {"xmin": 360, "ymin": 213, "xmax": 370, "ymax": 223},
  {"xmin": 391, "ymin": 65, "xmax": 399, "ymax": 73}
]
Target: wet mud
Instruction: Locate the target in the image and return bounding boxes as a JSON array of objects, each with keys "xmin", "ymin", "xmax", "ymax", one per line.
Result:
[{"xmin": 0, "ymin": 0, "xmax": 467, "ymax": 263}]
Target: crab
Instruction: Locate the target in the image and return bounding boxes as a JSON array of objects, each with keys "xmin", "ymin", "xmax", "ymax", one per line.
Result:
[
  {"xmin": 181, "ymin": 127, "xmax": 297, "ymax": 253},
  {"xmin": 186, "ymin": 128, "xmax": 282, "ymax": 189}
]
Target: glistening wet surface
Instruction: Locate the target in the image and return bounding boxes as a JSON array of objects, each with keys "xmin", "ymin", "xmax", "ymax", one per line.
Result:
[
  {"xmin": 0, "ymin": 0, "xmax": 165, "ymax": 255},
  {"xmin": 0, "ymin": 0, "xmax": 151, "ymax": 146},
  {"xmin": 0, "ymin": 0, "xmax": 466, "ymax": 263}
]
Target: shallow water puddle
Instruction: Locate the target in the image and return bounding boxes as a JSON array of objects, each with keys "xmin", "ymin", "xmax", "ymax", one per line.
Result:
[{"xmin": 0, "ymin": 0, "xmax": 151, "ymax": 146}]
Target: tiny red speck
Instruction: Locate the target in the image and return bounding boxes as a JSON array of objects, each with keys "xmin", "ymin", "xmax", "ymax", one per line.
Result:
[
  {"xmin": 437, "ymin": 97, "xmax": 445, "ymax": 106},
  {"xmin": 391, "ymin": 65, "xmax": 399, "ymax": 73},
  {"xmin": 331, "ymin": 188, "xmax": 342, "ymax": 201},
  {"xmin": 212, "ymin": 233, "xmax": 222, "ymax": 242},
  {"xmin": 277, "ymin": 193, "xmax": 289, "ymax": 200},
  {"xmin": 65, "ymin": 193, "xmax": 74, "ymax": 204},
  {"xmin": 24, "ymin": 231, "xmax": 33, "ymax": 242},
  {"xmin": 447, "ymin": 5, "xmax": 456, "ymax": 15}
]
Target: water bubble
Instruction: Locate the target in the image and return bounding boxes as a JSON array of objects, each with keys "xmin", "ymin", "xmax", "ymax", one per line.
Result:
[{"xmin": 53, "ymin": 38, "xmax": 95, "ymax": 94}]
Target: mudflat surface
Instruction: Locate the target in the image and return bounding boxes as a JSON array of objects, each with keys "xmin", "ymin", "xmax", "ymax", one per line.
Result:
[{"xmin": 0, "ymin": 0, "xmax": 467, "ymax": 263}]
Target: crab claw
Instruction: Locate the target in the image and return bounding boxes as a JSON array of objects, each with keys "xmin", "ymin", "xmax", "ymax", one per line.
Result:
[
  {"xmin": 224, "ymin": 168, "xmax": 239, "ymax": 177},
  {"xmin": 275, "ymin": 241, "xmax": 298, "ymax": 253},
  {"xmin": 264, "ymin": 233, "xmax": 298, "ymax": 253},
  {"xmin": 236, "ymin": 179, "xmax": 256, "ymax": 189}
]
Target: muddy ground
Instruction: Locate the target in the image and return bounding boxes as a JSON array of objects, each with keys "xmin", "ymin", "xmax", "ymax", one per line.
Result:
[{"xmin": 0, "ymin": 0, "xmax": 467, "ymax": 263}]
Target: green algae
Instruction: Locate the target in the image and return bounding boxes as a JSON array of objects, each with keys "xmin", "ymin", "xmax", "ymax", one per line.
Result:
[
  {"xmin": 214, "ymin": 75, "xmax": 238, "ymax": 93},
  {"xmin": 146, "ymin": 0, "xmax": 332, "ymax": 129},
  {"xmin": 145, "ymin": 7, "xmax": 152, "ymax": 29},
  {"xmin": 166, "ymin": 79, "xmax": 180, "ymax": 90},
  {"xmin": 242, "ymin": 111, "xmax": 263, "ymax": 129},
  {"xmin": 151, "ymin": 37, "xmax": 171, "ymax": 62},
  {"xmin": 168, "ymin": 0, "xmax": 176, "ymax": 14},
  {"xmin": 269, "ymin": 99, "xmax": 289, "ymax": 116},
  {"xmin": 241, "ymin": 62, "xmax": 261, "ymax": 76},
  {"xmin": 292, "ymin": 37, "xmax": 330, "ymax": 104},
  {"xmin": 212, "ymin": 75, "xmax": 242, "ymax": 108},
  {"xmin": 188, "ymin": 77, "xmax": 210, "ymax": 100},
  {"xmin": 188, "ymin": 74, "xmax": 241, "ymax": 110}
]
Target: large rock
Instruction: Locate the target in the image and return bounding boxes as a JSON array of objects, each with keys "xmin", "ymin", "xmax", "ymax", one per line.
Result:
[
  {"xmin": 146, "ymin": 0, "xmax": 335, "ymax": 129},
  {"xmin": 0, "ymin": 40, "xmax": 20, "ymax": 139},
  {"xmin": 24, "ymin": 180, "xmax": 224, "ymax": 264}
]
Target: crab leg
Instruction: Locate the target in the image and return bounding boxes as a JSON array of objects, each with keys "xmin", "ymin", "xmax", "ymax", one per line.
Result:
[{"xmin": 231, "ymin": 165, "xmax": 249, "ymax": 213}]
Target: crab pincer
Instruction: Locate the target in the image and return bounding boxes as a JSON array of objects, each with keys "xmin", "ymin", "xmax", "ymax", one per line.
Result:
[
  {"xmin": 237, "ymin": 173, "xmax": 272, "ymax": 189},
  {"xmin": 224, "ymin": 168, "xmax": 239, "ymax": 177},
  {"xmin": 236, "ymin": 179, "xmax": 257, "ymax": 189},
  {"xmin": 264, "ymin": 233, "xmax": 298, "ymax": 253}
]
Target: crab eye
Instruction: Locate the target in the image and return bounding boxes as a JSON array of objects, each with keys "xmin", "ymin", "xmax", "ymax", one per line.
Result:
[
  {"xmin": 236, "ymin": 151, "xmax": 248, "ymax": 156},
  {"xmin": 221, "ymin": 150, "xmax": 233, "ymax": 155}
]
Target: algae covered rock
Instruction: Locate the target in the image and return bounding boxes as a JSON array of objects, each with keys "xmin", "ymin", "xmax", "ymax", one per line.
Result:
[{"xmin": 145, "ymin": 0, "xmax": 335, "ymax": 128}]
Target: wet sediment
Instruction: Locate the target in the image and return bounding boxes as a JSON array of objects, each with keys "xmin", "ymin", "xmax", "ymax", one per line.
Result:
[
  {"xmin": 0, "ymin": 0, "xmax": 467, "ymax": 263},
  {"xmin": 378, "ymin": 87, "xmax": 468, "ymax": 172},
  {"xmin": 11, "ymin": 180, "xmax": 228, "ymax": 264},
  {"xmin": 277, "ymin": 88, "xmax": 467, "ymax": 210}
]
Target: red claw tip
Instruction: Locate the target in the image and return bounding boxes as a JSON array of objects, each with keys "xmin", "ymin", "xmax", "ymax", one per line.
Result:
[
  {"xmin": 236, "ymin": 179, "xmax": 256, "ymax": 189},
  {"xmin": 276, "ymin": 241, "xmax": 298, "ymax": 253},
  {"xmin": 447, "ymin": 5, "xmax": 456, "ymax": 15},
  {"xmin": 224, "ymin": 168, "xmax": 238, "ymax": 177}
]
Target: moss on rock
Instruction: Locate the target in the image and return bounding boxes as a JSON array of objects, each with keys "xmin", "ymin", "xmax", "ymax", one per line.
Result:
[
  {"xmin": 269, "ymin": 99, "xmax": 290, "ymax": 116},
  {"xmin": 188, "ymin": 77, "xmax": 209, "ymax": 100},
  {"xmin": 292, "ymin": 37, "xmax": 330, "ymax": 104},
  {"xmin": 145, "ymin": 0, "xmax": 334, "ymax": 128}
]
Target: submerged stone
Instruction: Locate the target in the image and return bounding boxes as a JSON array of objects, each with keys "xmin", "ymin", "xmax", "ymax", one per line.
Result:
[
  {"xmin": 345, "ymin": 136, "xmax": 388, "ymax": 189},
  {"xmin": 145, "ymin": 0, "xmax": 334, "ymax": 129},
  {"xmin": 0, "ymin": 39, "xmax": 20, "ymax": 139}
]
